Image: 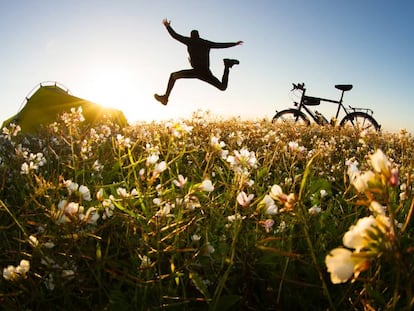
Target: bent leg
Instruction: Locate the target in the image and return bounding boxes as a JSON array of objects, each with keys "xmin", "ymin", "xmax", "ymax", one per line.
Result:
[
  {"xmin": 198, "ymin": 69, "xmax": 228, "ymax": 91},
  {"xmin": 165, "ymin": 69, "xmax": 199, "ymax": 98},
  {"xmin": 161, "ymin": 66, "xmax": 232, "ymax": 101},
  {"xmin": 220, "ymin": 66, "xmax": 230, "ymax": 90}
]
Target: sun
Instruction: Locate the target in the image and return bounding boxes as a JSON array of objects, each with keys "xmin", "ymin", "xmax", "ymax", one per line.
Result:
[
  {"xmin": 76, "ymin": 62, "xmax": 200, "ymax": 125},
  {"xmin": 79, "ymin": 65, "xmax": 161, "ymax": 124}
]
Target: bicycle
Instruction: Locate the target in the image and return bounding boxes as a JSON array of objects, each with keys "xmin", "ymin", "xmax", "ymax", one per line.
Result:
[{"xmin": 272, "ymin": 83, "xmax": 381, "ymax": 131}]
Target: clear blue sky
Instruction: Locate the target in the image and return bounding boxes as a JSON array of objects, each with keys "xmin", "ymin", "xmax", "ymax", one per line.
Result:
[{"xmin": 1, "ymin": 0, "xmax": 413, "ymax": 132}]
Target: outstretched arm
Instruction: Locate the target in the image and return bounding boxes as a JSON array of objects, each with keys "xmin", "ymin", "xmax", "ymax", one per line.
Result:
[
  {"xmin": 162, "ymin": 18, "xmax": 188, "ymax": 44},
  {"xmin": 209, "ymin": 40, "xmax": 244, "ymax": 49}
]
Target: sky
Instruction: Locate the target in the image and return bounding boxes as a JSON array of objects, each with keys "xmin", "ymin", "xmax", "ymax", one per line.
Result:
[{"xmin": 1, "ymin": 0, "xmax": 413, "ymax": 133}]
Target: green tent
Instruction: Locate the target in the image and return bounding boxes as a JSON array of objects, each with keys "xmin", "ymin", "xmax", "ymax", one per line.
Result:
[{"xmin": 2, "ymin": 82, "xmax": 127, "ymax": 133}]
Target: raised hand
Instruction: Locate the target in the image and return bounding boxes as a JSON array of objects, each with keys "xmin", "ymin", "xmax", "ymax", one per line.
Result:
[{"xmin": 162, "ymin": 18, "xmax": 171, "ymax": 27}]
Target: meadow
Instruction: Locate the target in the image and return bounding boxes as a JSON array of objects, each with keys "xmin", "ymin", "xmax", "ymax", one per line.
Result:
[{"xmin": 1, "ymin": 108, "xmax": 413, "ymax": 310}]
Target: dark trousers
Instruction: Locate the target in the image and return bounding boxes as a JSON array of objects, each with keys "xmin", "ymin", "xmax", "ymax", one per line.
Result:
[{"xmin": 165, "ymin": 66, "xmax": 230, "ymax": 98}]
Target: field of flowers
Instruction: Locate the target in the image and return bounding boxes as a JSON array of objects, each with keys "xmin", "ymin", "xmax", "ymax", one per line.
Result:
[{"xmin": 1, "ymin": 108, "xmax": 413, "ymax": 310}]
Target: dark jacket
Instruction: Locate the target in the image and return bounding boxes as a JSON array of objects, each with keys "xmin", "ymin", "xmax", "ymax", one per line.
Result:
[{"xmin": 166, "ymin": 26, "xmax": 237, "ymax": 69}]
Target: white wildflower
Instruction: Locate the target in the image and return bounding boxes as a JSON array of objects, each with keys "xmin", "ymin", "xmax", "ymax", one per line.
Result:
[
  {"xmin": 173, "ymin": 174, "xmax": 187, "ymax": 188},
  {"xmin": 139, "ymin": 255, "xmax": 151, "ymax": 269},
  {"xmin": 308, "ymin": 205, "xmax": 322, "ymax": 215},
  {"xmin": 227, "ymin": 213, "xmax": 246, "ymax": 222},
  {"xmin": 237, "ymin": 191, "xmax": 254, "ymax": 207},
  {"xmin": 191, "ymin": 234, "xmax": 201, "ymax": 242},
  {"xmin": 200, "ymin": 179, "xmax": 214, "ymax": 192},
  {"xmin": 370, "ymin": 149, "xmax": 391, "ymax": 176},
  {"xmin": 116, "ymin": 187, "xmax": 129, "ymax": 198},
  {"xmin": 61, "ymin": 269, "xmax": 75, "ymax": 280},
  {"xmin": 369, "ymin": 201, "xmax": 387, "ymax": 215},
  {"xmin": 78, "ymin": 185, "xmax": 92, "ymax": 201},
  {"xmin": 28, "ymin": 235, "xmax": 39, "ymax": 247},
  {"xmin": 261, "ymin": 195, "xmax": 278, "ymax": 215}
]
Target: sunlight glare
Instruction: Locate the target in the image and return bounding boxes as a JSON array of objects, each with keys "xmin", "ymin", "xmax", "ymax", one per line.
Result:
[
  {"xmin": 80, "ymin": 65, "xmax": 161, "ymax": 124},
  {"xmin": 78, "ymin": 63, "xmax": 216, "ymax": 125}
]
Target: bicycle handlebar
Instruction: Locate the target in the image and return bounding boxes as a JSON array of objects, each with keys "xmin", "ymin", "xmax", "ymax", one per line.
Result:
[{"xmin": 291, "ymin": 83, "xmax": 305, "ymax": 91}]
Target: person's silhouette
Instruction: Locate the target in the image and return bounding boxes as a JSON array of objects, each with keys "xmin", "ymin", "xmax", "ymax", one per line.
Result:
[{"xmin": 154, "ymin": 19, "xmax": 243, "ymax": 106}]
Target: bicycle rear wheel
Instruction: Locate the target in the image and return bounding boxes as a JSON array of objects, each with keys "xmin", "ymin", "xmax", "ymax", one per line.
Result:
[
  {"xmin": 340, "ymin": 112, "xmax": 380, "ymax": 131},
  {"xmin": 272, "ymin": 109, "xmax": 310, "ymax": 126}
]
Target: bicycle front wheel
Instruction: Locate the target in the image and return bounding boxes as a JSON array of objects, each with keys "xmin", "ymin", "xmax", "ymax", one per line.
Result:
[
  {"xmin": 340, "ymin": 112, "xmax": 380, "ymax": 131},
  {"xmin": 272, "ymin": 109, "xmax": 310, "ymax": 126}
]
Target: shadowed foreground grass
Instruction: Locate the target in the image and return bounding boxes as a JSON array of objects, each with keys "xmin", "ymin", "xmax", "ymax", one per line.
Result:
[{"xmin": 1, "ymin": 109, "xmax": 413, "ymax": 310}]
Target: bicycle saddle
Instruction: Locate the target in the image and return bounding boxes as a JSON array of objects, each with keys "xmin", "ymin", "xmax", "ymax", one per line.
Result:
[{"xmin": 335, "ymin": 84, "xmax": 353, "ymax": 91}]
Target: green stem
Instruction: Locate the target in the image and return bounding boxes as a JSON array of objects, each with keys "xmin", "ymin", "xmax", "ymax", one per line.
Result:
[
  {"xmin": 298, "ymin": 153, "xmax": 336, "ymax": 310},
  {"xmin": 211, "ymin": 221, "xmax": 241, "ymax": 310},
  {"xmin": 277, "ymin": 224, "xmax": 294, "ymax": 304},
  {"xmin": 1, "ymin": 199, "xmax": 28, "ymax": 236},
  {"xmin": 1, "ymin": 199, "xmax": 47, "ymax": 259},
  {"xmin": 401, "ymin": 197, "xmax": 414, "ymax": 234}
]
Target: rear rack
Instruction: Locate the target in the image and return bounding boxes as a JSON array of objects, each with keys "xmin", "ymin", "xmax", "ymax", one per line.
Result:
[{"xmin": 348, "ymin": 106, "xmax": 374, "ymax": 116}]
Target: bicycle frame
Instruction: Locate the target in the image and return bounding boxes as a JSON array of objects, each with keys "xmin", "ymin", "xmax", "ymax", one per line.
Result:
[
  {"xmin": 293, "ymin": 84, "xmax": 349, "ymax": 124},
  {"xmin": 273, "ymin": 82, "xmax": 380, "ymax": 131}
]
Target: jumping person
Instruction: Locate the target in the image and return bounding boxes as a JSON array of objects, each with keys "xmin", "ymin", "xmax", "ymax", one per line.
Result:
[{"xmin": 154, "ymin": 19, "xmax": 243, "ymax": 105}]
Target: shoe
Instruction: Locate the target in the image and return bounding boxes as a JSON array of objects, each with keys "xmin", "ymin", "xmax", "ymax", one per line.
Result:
[
  {"xmin": 224, "ymin": 58, "xmax": 240, "ymax": 68},
  {"xmin": 154, "ymin": 94, "xmax": 168, "ymax": 106}
]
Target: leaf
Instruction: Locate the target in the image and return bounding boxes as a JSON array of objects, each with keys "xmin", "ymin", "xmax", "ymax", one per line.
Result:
[
  {"xmin": 256, "ymin": 245, "xmax": 302, "ymax": 258},
  {"xmin": 108, "ymin": 288, "xmax": 130, "ymax": 311},
  {"xmin": 308, "ymin": 177, "xmax": 332, "ymax": 197},
  {"xmin": 189, "ymin": 272, "xmax": 211, "ymax": 303},
  {"xmin": 215, "ymin": 295, "xmax": 241, "ymax": 311}
]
